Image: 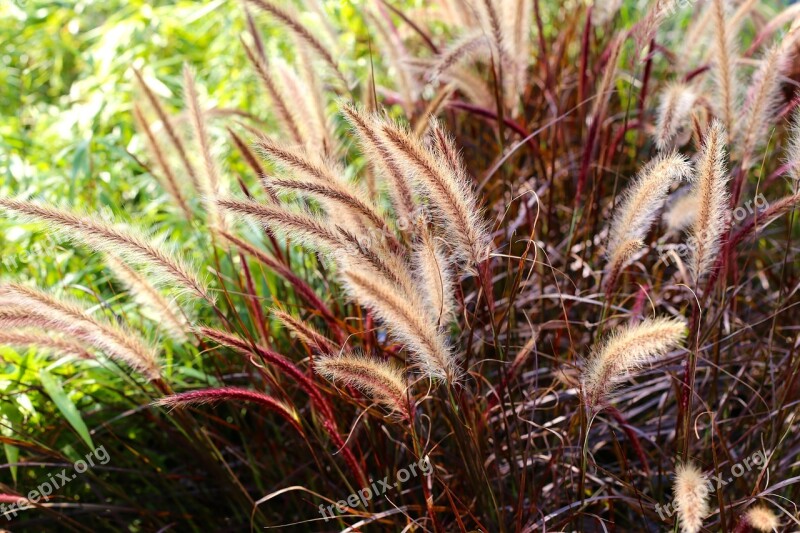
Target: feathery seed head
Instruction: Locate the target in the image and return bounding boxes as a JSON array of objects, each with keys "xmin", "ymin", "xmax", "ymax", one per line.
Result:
[
  {"xmin": 582, "ymin": 316, "xmax": 687, "ymax": 410},
  {"xmin": 674, "ymin": 462, "xmax": 709, "ymax": 533},
  {"xmin": 655, "ymin": 83, "xmax": 698, "ymax": 151},
  {"xmin": 745, "ymin": 505, "xmax": 780, "ymax": 532},
  {"xmin": 315, "ymin": 352, "xmax": 410, "ymax": 419},
  {"xmin": 606, "ymin": 152, "xmax": 692, "ymax": 270},
  {"xmin": 0, "ymin": 198, "xmax": 212, "ymax": 303},
  {"xmin": 689, "ymin": 120, "xmax": 729, "ymax": 283}
]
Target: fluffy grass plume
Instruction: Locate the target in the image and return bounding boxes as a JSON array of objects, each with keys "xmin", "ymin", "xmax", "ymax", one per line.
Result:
[
  {"xmin": 132, "ymin": 68, "xmax": 200, "ymax": 190},
  {"xmin": 132, "ymin": 104, "xmax": 192, "ymax": 219},
  {"xmin": 745, "ymin": 505, "xmax": 780, "ymax": 532},
  {"xmin": 738, "ymin": 44, "xmax": 787, "ymax": 168},
  {"xmin": 106, "ymin": 255, "xmax": 190, "ymax": 343},
  {"xmin": 429, "ymin": 31, "xmax": 490, "ymax": 82},
  {"xmin": 0, "ymin": 198, "xmax": 212, "ymax": 302},
  {"xmin": 255, "ymin": 136, "xmax": 388, "ymax": 233},
  {"xmin": 342, "ymin": 269, "xmax": 456, "ymax": 382},
  {"xmin": 786, "ymin": 108, "xmax": 800, "ymax": 181},
  {"xmin": 688, "ymin": 121, "xmax": 730, "ymax": 283},
  {"xmin": 183, "ymin": 64, "xmax": 227, "ymax": 233},
  {"xmin": 414, "ymin": 228, "xmax": 455, "ymax": 325},
  {"xmin": 375, "ymin": 114, "xmax": 489, "ymax": 267},
  {"xmin": 711, "ymin": 0, "xmax": 739, "ymax": 134},
  {"xmin": 339, "ymin": 102, "xmax": 417, "ymax": 225},
  {"xmin": 315, "ymin": 352, "xmax": 410, "ymax": 419},
  {"xmin": 272, "ymin": 309, "xmax": 336, "ymax": 354},
  {"xmin": 582, "ymin": 316, "xmax": 686, "ymax": 410},
  {"xmin": 0, "ymin": 330, "xmax": 91, "ymax": 360},
  {"xmin": 655, "ymin": 83, "xmax": 697, "ymax": 150},
  {"xmin": 606, "ymin": 152, "xmax": 692, "ymax": 273},
  {"xmin": 243, "ymin": 0, "xmax": 347, "ymax": 87},
  {"xmin": 673, "ymin": 462, "xmax": 709, "ymax": 533},
  {"xmin": 0, "ymin": 285, "xmax": 160, "ymax": 379}
]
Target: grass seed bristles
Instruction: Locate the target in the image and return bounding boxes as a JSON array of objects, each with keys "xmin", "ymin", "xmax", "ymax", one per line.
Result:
[
  {"xmin": 295, "ymin": 43, "xmax": 335, "ymax": 155},
  {"xmin": 342, "ymin": 269, "xmax": 456, "ymax": 382},
  {"xmin": 106, "ymin": 255, "xmax": 190, "ymax": 343},
  {"xmin": 219, "ymin": 197, "xmax": 343, "ymax": 248},
  {"xmin": 582, "ymin": 316, "xmax": 686, "ymax": 410},
  {"xmin": 255, "ymin": 137, "xmax": 390, "ymax": 234},
  {"xmin": 183, "ymin": 65, "xmax": 227, "ymax": 233},
  {"xmin": 377, "ymin": 115, "xmax": 489, "ymax": 267},
  {"xmin": 711, "ymin": 0, "xmax": 739, "ymax": 134},
  {"xmin": 243, "ymin": 0, "xmax": 348, "ymax": 88},
  {"xmin": 219, "ymin": 197, "xmax": 411, "ymax": 292},
  {"xmin": 315, "ymin": 352, "xmax": 410, "ymax": 419},
  {"xmin": 429, "ymin": 31, "xmax": 490, "ymax": 82},
  {"xmin": 415, "ymin": 228, "xmax": 455, "ymax": 325},
  {"xmin": 264, "ymin": 175, "xmax": 387, "ymax": 234},
  {"xmin": 273, "ymin": 309, "xmax": 336, "ymax": 354},
  {"xmin": 786, "ymin": 108, "xmax": 800, "ymax": 181},
  {"xmin": 688, "ymin": 120, "xmax": 729, "ymax": 284},
  {"xmin": 154, "ymin": 387, "xmax": 302, "ymax": 433},
  {"xmin": 0, "ymin": 330, "xmax": 92, "ymax": 360},
  {"xmin": 367, "ymin": 10, "xmax": 416, "ymax": 114},
  {"xmin": 0, "ymin": 286, "xmax": 161, "ymax": 379},
  {"xmin": 655, "ymin": 83, "xmax": 698, "ymax": 151},
  {"xmin": 673, "ymin": 462, "xmax": 709, "ymax": 533},
  {"xmin": 132, "ymin": 68, "xmax": 200, "ymax": 191},
  {"xmin": 240, "ymin": 39, "xmax": 305, "ymax": 145},
  {"xmin": 738, "ymin": 44, "xmax": 786, "ymax": 168},
  {"xmin": 606, "ymin": 152, "xmax": 692, "ymax": 272},
  {"xmin": 0, "ymin": 198, "xmax": 213, "ymax": 303},
  {"xmin": 340, "ymin": 102, "xmax": 417, "ymax": 226},
  {"xmin": 744, "ymin": 505, "xmax": 780, "ymax": 532},
  {"xmin": 227, "ymin": 127, "xmax": 280, "ymax": 203},
  {"xmin": 132, "ymin": 104, "xmax": 192, "ymax": 219}
]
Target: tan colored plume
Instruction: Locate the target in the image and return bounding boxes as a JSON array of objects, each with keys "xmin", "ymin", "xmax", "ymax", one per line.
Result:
[
  {"xmin": 655, "ymin": 83, "xmax": 697, "ymax": 151},
  {"xmin": 0, "ymin": 285, "xmax": 160, "ymax": 379},
  {"xmin": 315, "ymin": 352, "xmax": 410, "ymax": 418},
  {"xmin": 106, "ymin": 255, "xmax": 189, "ymax": 343},
  {"xmin": 582, "ymin": 316, "xmax": 686, "ymax": 410},
  {"xmin": 0, "ymin": 198, "xmax": 212, "ymax": 302},
  {"xmin": 606, "ymin": 152, "xmax": 692, "ymax": 273},
  {"xmin": 688, "ymin": 121, "xmax": 729, "ymax": 283},
  {"xmin": 673, "ymin": 462, "xmax": 709, "ymax": 533},
  {"xmin": 745, "ymin": 505, "xmax": 780, "ymax": 532}
]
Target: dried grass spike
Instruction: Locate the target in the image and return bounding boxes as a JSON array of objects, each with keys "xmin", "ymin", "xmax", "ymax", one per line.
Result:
[
  {"xmin": 606, "ymin": 152, "xmax": 692, "ymax": 268},
  {"xmin": 315, "ymin": 352, "xmax": 410, "ymax": 418},
  {"xmin": 244, "ymin": 0, "xmax": 347, "ymax": 87},
  {"xmin": 711, "ymin": 0, "xmax": 739, "ymax": 134},
  {"xmin": 183, "ymin": 65, "xmax": 227, "ymax": 232},
  {"xmin": 342, "ymin": 269, "xmax": 456, "ymax": 382},
  {"xmin": 273, "ymin": 309, "xmax": 336, "ymax": 354},
  {"xmin": 0, "ymin": 199, "xmax": 212, "ymax": 302},
  {"xmin": 0, "ymin": 285, "xmax": 161, "ymax": 379},
  {"xmin": 582, "ymin": 316, "xmax": 686, "ymax": 410},
  {"xmin": 655, "ymin": 84, "xmax": 697, "ymax": 150},
  {"xmin": 377, "ymin": 116, "xmax": 489, "ymax": 267},
  {"xmin": 673, "ymin": 462, "xmax": 709, "ymax": 533},
  {"xmin": 745, "ymin": 505, "xmax": 780, "ymax": 532},
  {"xmin": 688, "ymin": 120, "xmax": 729, "ymax": 283},
  {"xmin": 106, "ymin": 255, "xmax": 189, "ymax": 343}
]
